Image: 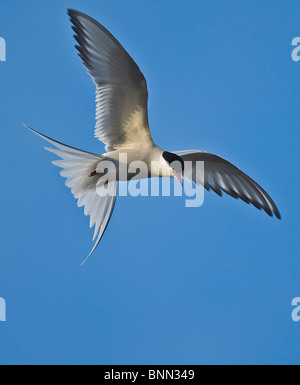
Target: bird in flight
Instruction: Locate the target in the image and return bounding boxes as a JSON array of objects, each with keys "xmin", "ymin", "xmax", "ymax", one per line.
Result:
[{"xmin": 26, "ymin": 9, "xmax": 281, "ymax": 264}]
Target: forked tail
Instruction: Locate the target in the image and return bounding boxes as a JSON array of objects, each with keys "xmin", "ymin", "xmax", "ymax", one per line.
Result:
[{"xmin": 24, "ymin": 124, "xmax": 118, "ymax": 264}]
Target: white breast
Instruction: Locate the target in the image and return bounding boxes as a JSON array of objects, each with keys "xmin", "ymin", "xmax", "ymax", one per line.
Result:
[{"xmin": 97, "ymin": 144, "xmax": 171, "ymax": 181}]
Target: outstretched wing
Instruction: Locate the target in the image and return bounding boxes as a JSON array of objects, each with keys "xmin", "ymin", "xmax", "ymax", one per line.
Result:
[
  {"xmin": 68, "ymin": 9, "xmax": 153, "ymax": 151},
  {"xmin": 25, "ymin": 125, "xmax": 118, "ymax": 263},
  {"xmin": 176, "ymin": 150, "xmax": 281, "ymax": 219}
]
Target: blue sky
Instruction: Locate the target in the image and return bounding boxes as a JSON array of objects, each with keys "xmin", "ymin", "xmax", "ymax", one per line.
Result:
[{"xmin": 0, "ymin": 0, "xmax": 299, "ymax": 364}]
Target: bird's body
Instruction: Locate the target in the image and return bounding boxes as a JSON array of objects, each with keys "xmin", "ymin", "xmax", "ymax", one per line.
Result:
[
  {"xmin": 98, "ymin": 145, "xmax": 172, "ymax": 181},
  {"xmin": 26, "ymin": 9, "xmax": 281, "ymax": 263}
]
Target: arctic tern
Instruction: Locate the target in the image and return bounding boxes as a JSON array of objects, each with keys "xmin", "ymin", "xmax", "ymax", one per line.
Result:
[{"xmin": 26, "ymin": 9, "xmax": 281, "ymax": 264}]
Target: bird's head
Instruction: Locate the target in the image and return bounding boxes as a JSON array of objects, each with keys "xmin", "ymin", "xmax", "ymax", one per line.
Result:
[{"xmin": 162, "ymin": 151, "xmax": 184, "ymax": 185}]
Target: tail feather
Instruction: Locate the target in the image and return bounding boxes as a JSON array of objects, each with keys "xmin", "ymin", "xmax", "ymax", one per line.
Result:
[{"xmin": 25, "ymin": 124, "xmax": 118, "ymax": 263}]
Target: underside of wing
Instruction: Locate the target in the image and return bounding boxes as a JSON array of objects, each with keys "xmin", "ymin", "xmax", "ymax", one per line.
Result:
[
  {"xmin": 68, "ymin": 9, "xmax": 153, "ymax": 151},
  {"xmin": 176, "ymin": 150, "xmax": 281, "ymax": 219}
]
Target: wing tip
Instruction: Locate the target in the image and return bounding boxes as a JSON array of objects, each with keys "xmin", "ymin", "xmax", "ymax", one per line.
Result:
[
  {"xmin": 67, "ymin": 9, "xmax": 100, "ymax": 28},
  {"xmin": 274, "ymin": 208, "xmax": 282, "ymax": 220},
  {"xmin": 67, "ymin": 9, "xmax": 82, "ymax": 19},
  {"xmin": 258, "ymin": 203, "xmax": 281, "ymax": 220}
]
